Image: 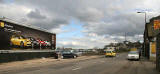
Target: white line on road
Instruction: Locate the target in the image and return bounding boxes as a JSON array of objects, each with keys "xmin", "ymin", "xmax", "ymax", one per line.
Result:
[
  {"xmin": 93, "ymin": 62, "xmax": 97, "ymax": 63},
  {"xmin": 72, "ymin": 67, "xmax": 81, "ymax": 71},
  {"xmin": 100, "ymin": 61, "xmax": 105, "ymax": 63}
]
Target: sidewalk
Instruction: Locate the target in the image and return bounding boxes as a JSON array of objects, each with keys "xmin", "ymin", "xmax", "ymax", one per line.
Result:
[{"xmin": 0, "ymin": 55, "xmax": 101, "ymax": 71}]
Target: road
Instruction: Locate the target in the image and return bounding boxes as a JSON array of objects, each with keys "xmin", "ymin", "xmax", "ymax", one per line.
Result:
[{"xmin": 0, "ymin": 53, "xmax": 159, "ymax": 74}]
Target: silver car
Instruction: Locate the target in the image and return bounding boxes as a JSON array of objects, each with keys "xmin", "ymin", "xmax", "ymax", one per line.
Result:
[{"xmin": 127, "ymin": 51, "xmax": 140, "ymax": 60}]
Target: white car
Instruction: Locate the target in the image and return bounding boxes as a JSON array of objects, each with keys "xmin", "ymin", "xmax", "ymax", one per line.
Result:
[
  {"xmin": 127, "ymin": 51, "xmax": 140, "ymax": 60},
  {"xmin": 44, "ymin": 41, "xmax": 51, "ymax": 46}
]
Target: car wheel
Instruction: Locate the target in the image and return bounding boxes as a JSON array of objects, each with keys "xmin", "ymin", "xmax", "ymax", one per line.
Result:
[
  {"xmin": 73, "ymin": 55, "xmax": 77, "ymax": 58},
  {"xmin": 20, "ymin": 42, "xmax": 24, "ymax": 48},
  {"xmin": 61, "ymin": 56, "xmax": 64, "ymax": 59},
  {"xmin": 54, "ymin": 54, "xmax": 58, "ymax": 59}
]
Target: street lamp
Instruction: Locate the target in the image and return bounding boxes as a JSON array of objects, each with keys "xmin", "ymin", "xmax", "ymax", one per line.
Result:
[
  {"xmin": 137, "ymin": 12, "xmax": 147, "ymax": 25},
  {"xmin": 137, "ymin": 11, "xmax": 147, "ymax": 57}
]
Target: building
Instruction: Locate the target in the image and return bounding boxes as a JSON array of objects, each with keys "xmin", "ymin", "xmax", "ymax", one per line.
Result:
[{"xmin": 144, "ymin": 15, "xmax": 160, "ymax": 71}]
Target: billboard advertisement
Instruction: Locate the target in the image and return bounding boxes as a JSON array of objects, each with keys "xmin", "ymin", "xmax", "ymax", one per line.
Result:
[
  {"xmin": 0, "ymin": 20, "xmax": 56, "ymax": 50},
  {"xmin": 150, "ymin": 42, "xmax": 156, "ymax": 61},
  {"xmin": 151, "ymin": 42, "xmax": 156, "ymax": 54},
  {"xmin": 154, "ymin": 20, "xmax": 160, "ymax": 30}
]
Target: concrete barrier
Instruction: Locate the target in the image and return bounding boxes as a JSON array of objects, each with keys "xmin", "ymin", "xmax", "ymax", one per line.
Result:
[{"xmin": 0, "ymin": 50, "xmax": 57, "ymax": 63}]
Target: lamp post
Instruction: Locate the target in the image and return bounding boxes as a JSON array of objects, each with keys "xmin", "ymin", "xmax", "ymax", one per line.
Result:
[
  {"xmin": 137, "ymin": 11, "xmax": 147, "ymax": 57},
  {"xmin": 137, "ymin": 12, "xmax": 147, "ymax": 24}
]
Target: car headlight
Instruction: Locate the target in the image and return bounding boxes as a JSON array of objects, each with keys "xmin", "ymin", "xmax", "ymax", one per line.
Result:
[{"xmin": 135, "ymin": 55, "xmax": 139, "ymax": 57}]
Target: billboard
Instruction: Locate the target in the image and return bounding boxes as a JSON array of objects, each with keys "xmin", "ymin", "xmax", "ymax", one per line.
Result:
[
  {"xmin": 150, "ymin": 42, "xmax": 156, "ymax": 61},
  {"xmin": 0, "ymin": 19, "xmax": 56, "ymax": 50},
  {"xmin": 52, "ymin": 35, "xmax": 56, "ymax": 49},
  {"xmin": 151, "ymin": 42, "xmax": 156, "ymax": 54},
  {"xmin": 154, "ymin": 20, "xmax": 160, "ymax": 30}
]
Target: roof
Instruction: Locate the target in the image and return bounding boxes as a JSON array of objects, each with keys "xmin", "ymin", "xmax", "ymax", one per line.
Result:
[{"xmin": 0, "ymin": 18, "xmax": 55, "ymax": 35}]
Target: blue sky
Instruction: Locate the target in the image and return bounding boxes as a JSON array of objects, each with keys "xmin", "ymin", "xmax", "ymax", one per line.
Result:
[
  {"xmin": 57, "ymin": 20, "xmax": 84, "ymax": 39},
  {"xmin": 3, "ymin": 0, "xmax": 14, "ymax": 3}
]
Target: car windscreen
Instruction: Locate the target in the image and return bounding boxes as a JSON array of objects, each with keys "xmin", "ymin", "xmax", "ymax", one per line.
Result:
[
  {"xmin": 29, "ymin": 37, "xmax": 36, "ymax": 41},
  {"xmin": 106, "ymin": 51, "xmax": 112, "ymax": 53},
  {"xmin": 129, "ymin": 51, "xmax": 138, "ymax": 54},
  {"xmin": 21, "ymin": 36, "xmax": 26, "ymax": 39},
  {"xmin": 62, "ymin": 50, "xmax": 72, "ymax": 53},
  {"xmin": 62, "ymin": 51, "xmax": 71, "ymax": 54}
]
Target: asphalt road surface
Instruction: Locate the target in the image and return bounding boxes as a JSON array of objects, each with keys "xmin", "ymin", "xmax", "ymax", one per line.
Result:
[{"xmin": 0, "ymin": 53, "xmax": 159, "ymax": 74}]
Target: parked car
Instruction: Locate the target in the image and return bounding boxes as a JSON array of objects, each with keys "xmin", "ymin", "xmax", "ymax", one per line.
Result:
[
  {"xmin": 10, "ymin": 35, "xmax": 31, "ymax": 47},
  {"xmin": 26, "ymin": 37, "xmax": 39, "ymax": 47},
  {"xmin": 61, "ymin": 50, "xmax": 78, "ymax": 59},
  {"xmin": 127, "ymin": 51, "xmax": 140, "ymax": 60},
  {"xmin": 71, "ymin": 50, "xmax": 82, "ymax": 57},
  {"xmin": 105, "ymin": 50, "xmax": 116, "ymax": 57}
]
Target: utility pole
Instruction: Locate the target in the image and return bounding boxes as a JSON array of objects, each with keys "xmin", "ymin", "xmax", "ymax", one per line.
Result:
[
  {"xmin": 137, "ymin": 11, "xmax": 147, "ymax": 57},
  {"xmin": 125, "ymin": 32, "xmax": 127, "ymax": 41}
]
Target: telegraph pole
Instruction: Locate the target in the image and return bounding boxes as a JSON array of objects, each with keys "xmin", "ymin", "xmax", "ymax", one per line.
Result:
[{"xmin": 125, "ymin": 32, "xmax": 127, "ymax": 41}]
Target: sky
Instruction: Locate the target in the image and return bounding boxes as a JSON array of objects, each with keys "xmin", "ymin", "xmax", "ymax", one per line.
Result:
[{"xmin": 0, "ymin": 0, "xmax": 160, "ymax": 49}]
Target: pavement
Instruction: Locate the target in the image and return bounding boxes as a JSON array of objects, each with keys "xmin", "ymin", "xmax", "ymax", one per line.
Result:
[{"xmin": 0, "ymin": 53, "xmax": 159, "ymax": 74}]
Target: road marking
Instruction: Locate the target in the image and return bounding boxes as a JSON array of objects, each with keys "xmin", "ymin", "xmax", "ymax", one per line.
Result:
[
  {"xmin": 93, "ymin": 62, "xmax": 97, "ymax": 63},
  {"xmin": 72, "ymin": 67, "xmax": 81, "ymax": 71},
  {"xmin": 100, "ymin": 61, "xmax": 105, "ymax": 63}
]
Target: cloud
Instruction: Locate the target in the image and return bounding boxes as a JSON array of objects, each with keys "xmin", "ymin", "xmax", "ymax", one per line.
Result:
[
  {"xmin": 57, "ymin": 33, "xmax": 117, "ymax": 49},
  {"xmin": 75, "ymin": 7, "xmax": 104, "ymax": 22},
  {"xmin": 83, "ymin": 13, "xmax": 144, "ymax": 36},
  {"xmin": 0, "ymin": 0, "xmax": 159, "ymax": 48},
  {"xmin": 27, "ymin": 9, "xmax": 46, "ymax": 19},
  {"xmin": 0, "ymin": 0, "xmax": 3, "ymax": 3}
]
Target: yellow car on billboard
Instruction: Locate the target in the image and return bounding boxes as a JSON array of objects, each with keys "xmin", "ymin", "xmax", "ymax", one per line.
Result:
[
  {"xmin": 105, "ymin": 50, "xmax": 116, "ymax": 57},
  {"xmin": 10, "ymin": 35, "xmax": 31, "ymax": 47},
  {"xmin": 0, "ymin": 22, "xmax": 4, "ymax": 28}
]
